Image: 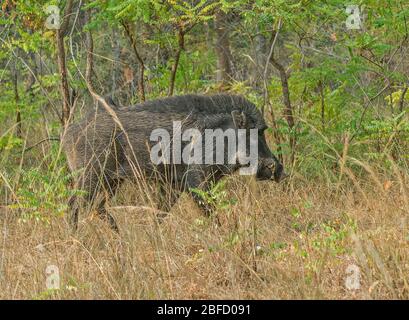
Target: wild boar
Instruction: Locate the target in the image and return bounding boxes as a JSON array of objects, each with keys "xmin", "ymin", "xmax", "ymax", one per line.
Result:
[{"xmin": 62, "ymin": 94, "xmax": 285, "ymax": 231}]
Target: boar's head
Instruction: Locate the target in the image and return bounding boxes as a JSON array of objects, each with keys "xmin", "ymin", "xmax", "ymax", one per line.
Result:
[{"xmin": 230, "ymin": 108, "xmax": 286, "ymax": 182}]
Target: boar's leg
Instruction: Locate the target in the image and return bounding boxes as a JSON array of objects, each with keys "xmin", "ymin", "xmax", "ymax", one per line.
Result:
[
  {"xmin": 155, "ymin": 183, "xmax": 181, "ymax": 222},
  {"xmin": 68, "ymin": 194, "xmax": 81, "ymax": 230},
  {"xmin": 68, "ymin": 173, "xmax": 120, "ymax": 233},
  {"xmin": 184, "ymin": 168, "xmax": 215, "ymax": 217},
  {"xmin": 190, "ymin": 190, "xmax": 214, "ymax": 217},
  {"xmin": 94, "ymin": 176, "xmax": 121, "ymax": 232},
  {"xmin": 95, "ymin": 196, "xmax": 119, "ymax": 232},
  {"xmin": 67, "ymin": 174, "xmax": 92, "ymax": 231},
  {"xmin": 157, "ymin": 183, "xmax": 181, "ymax": 214}
]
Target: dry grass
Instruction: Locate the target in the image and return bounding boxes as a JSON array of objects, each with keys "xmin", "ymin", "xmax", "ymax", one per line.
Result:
[{"xmin": 1, "ymin": 165, "xmax": 409, "ymax": 300}]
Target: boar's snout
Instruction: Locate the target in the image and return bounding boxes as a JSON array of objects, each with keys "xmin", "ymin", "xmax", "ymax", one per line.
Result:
[{"xmin": 256, "ymin": 158, "xmax": 287, "ymax": 182}]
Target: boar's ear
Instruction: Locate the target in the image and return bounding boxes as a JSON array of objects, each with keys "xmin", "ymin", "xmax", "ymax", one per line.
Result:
[{"xmin": 231, "ymin": 110, "xmax": 247, "ymax": 128}]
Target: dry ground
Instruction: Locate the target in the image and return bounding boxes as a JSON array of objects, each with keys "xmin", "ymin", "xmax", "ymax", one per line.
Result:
[{"xmin": 1, "ymin": 169, "xmax": 408, "ymax": 300}]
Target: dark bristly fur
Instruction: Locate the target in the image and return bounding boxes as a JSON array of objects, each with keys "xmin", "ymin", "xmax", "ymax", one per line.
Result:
[{"xmin": 62, "ymin": 94, "xmax": 285, "ymax": 231}]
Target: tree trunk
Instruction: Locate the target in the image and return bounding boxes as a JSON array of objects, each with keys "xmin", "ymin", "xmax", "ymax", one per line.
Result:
[
  {"xmin": 214, "ymin": 11, "xmax": 233, "ymax": 88},
  {"xmin": 168, "ymin": 26, "xmax": 185, "ymax": 96},
  {"xmin": 270, "ymin": 57, "xmax": 295, "ymax": 128},
  {"xmin": 122, "ymin": 22, "xmax": 146, "ymax": 102},
  {"xmin": 319, "ymin": 80, "xmax": 325, "ymax": 130},
  {"xmin": 263, "ymin": 22, "xmax": 283, "ymax": 162},
  {"xmin": 270, "ymin": 55, "xmax": 296, "ymax": 161},
  {"xmin": 252, "ymin": 27, "xmax": 266, "ymax": 86},
  {"xmin": 56, "ymin": 30, "xmax": 70, "ymax": 126},
  {"xmin": 111, "ymin": 28, "xmax": 121, "ymax": 95},
  {"xmin": 12, "ymin": 63, "xmax": 22, "ymax": 138},
  {"xmin": 399, "ymin": 86, "xmax": 408, "ymax": 113},
  {"xmin": 85, "ymin": 10, "xmax": 94, "ymax": 90},
  {"xmin": 56, "ymin": 0, "xmax": 74, "ymax": 127}
]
